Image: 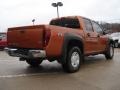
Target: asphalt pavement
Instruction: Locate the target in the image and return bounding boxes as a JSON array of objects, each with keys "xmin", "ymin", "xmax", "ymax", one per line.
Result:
[{"xmin": 0, "ymin": 49, "xmax": 120, "ymax": 90}]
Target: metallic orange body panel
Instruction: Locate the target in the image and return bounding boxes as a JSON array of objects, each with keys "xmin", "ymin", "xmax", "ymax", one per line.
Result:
[
  {"xmin": 8, "ymin": 25, "xmax": 45, "ymax": 49},
  {"xmin": 45, "ymin": 16, "xmax": 85, "ymax": 57}
]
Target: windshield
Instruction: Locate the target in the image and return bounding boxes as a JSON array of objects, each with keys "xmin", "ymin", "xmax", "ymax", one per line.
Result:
[{"xmin": 50, "ymin": 18, "xmax": 80, "ymax": 29}]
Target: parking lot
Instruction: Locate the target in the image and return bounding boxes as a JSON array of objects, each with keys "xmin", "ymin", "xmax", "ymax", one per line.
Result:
[{"xmin": 0, "ymin": 49, "xmax": 120, "ymax": 90}]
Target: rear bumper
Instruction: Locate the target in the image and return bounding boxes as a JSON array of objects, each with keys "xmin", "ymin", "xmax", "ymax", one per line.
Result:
[{"xmin": 4, "ymin": 48, "xmax": 46, "ymax": 58}]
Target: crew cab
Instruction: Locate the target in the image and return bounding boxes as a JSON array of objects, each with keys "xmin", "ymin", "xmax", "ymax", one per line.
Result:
[{"xmin": 5, "ymin": 16, "xmax": 114, "ymax": 73}]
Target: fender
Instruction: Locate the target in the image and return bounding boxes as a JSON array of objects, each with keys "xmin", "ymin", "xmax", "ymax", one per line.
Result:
[
  {"xmin": 105, "ymin": 37, "xmax": 114, "ymax": 52},
  {"xmin": 60, "ymin": 33, "xmax": 84, "ymax": 64},
  {"xmin": 108, "ymin": 38, "xmax": 114, "ymax": 46}
]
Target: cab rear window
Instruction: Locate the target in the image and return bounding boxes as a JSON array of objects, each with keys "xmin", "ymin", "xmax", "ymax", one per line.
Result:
[{"xmin": 50, "ymin": 18, "xmax": 80, "ymax": 29}]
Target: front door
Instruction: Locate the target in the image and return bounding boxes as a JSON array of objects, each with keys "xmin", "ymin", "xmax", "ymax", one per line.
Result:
[
  {"xmin": 83, "ymin": 18, "xmax": 99, "ymax": 54},
  {"xmin": 91, "ymin": 21, "xmax": 108, "ymax": 52}
]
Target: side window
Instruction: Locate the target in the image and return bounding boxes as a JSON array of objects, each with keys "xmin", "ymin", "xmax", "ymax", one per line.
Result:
[
  {"xmin": 84, "ymin": 19, "xmax": 93, "ymax": 32},
  {"xmin": 92, "ymin": 21, "xmax": 103, "ymax": 34}
]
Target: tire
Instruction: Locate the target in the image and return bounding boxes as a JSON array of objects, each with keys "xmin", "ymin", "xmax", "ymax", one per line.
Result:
[
  {"xmin": 62, "ymin": 47, "xmax": 82, "ymax": 73},
  {"xmin": 114, "ymin": 42, "xmax": 118, "ymax": 48},
  {"xmin": 118, "ymin": 44, "xmax": 120, "ymax": 48},
  {"xmin": 105, "ymin": 43, "xmax": 114, "ymax": 60},
  {"xmin": 26, "ymin": 59, "xmax": 43, "ymax": 67}
]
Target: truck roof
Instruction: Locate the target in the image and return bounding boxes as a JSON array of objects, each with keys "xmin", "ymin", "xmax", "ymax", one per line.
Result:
[{"xmin": 51, "ymin": 16, "xmax": 84, "ymax": 20}]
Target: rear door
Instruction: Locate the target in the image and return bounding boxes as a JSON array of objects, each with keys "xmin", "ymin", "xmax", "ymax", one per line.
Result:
[{"xmin": 83, "ymin": 18, "xmax": 99, "ymax": 54}]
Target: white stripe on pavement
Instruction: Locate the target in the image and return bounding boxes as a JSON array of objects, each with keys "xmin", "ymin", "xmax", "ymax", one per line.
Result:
[{"xmin": 0, "ymin": 73, "xmax": 59, "ymax": 78}]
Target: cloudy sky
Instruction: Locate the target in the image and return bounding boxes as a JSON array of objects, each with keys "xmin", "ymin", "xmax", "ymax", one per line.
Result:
[{"xmin": 0, "ymin": 0, "xmax": 120, "ymax": 32}]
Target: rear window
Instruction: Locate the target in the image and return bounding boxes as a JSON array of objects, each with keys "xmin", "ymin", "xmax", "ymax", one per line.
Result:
[{"xmin": 50, "ymin": 18, "xmax": 80, "ymax": 29}]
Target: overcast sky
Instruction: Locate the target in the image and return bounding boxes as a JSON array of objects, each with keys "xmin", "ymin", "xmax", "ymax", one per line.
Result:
[{"xmin": 0, "ymin": 0, "xmax": 120, "ymax": 32}]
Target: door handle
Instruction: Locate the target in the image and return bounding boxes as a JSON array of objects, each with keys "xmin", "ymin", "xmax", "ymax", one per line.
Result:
[
  {"xmin": 20, "ymin": 30, "xmax": 25, "ymax": 34},
  {"xmin": 87, "ymin": 33, "xmax": 90, "ymax": 37},
  {"xmin": 97, "ymin": 34, "xmax": 100, "ymax": 37}
]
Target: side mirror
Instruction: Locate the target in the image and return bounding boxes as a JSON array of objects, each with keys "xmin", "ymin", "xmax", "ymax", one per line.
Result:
[
  {"xmin": 103, "ymin": 30, "xmax": 107, "ymax": 35},
  {"xmin": 102, "ymin": 28, "xmax": 109, "ymax": 35}
]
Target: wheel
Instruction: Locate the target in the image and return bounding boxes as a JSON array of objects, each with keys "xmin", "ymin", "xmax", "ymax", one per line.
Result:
[
  {"xmin": 118, "ymin": 44, "xmax": 120, "ymax": 48},
  {"xmin": 62, "ymin": 47, "xmax": 82, "ymax": 73},
  {"xmin": 114, "ymin": 42, "xmax": 118, "ymax": 48},
  {"xmin": 105, "ymin": 43, "xmax": 114, "ymax": 60},
  {"xmin": 26, "ymin": 59, "xmax": 43, "ymax": 67}
]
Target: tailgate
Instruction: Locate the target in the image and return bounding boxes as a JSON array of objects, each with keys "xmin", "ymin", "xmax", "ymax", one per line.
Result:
[{"xmin": 7, "ymin": 25, "xmax": 45, "ymax": 49}]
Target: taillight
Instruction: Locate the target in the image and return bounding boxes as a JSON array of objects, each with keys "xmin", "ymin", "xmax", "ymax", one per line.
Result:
[{"xmin": 43, "ymin": 27, "xmax": 51, "ymax": 47}]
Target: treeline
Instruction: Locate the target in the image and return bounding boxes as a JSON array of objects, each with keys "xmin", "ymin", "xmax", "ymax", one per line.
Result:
[{"xmin": 99, "ymin": 22, "xmax": 120, "ymax": 33}]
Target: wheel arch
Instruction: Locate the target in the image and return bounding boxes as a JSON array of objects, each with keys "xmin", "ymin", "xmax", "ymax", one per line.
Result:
[
  {"xmin": 105, "ymin": 38, "xmax": 114, "ymax": 52},
  {"xmin": 60, "ymin": 33, "xmax": 84, "ymax": 64},
  {"xmin": 104, "ymin": 38, "xmax": 114, "ymax": 59},
  {"xmin": 109, "ymin": 39, "xmax": 114, "ymax": 45}
]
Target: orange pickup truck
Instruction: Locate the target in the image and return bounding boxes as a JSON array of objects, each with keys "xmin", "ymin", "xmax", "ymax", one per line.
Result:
[{"xmin": 5, "ymin": 16, "xmax": 114, "ymax": 73}]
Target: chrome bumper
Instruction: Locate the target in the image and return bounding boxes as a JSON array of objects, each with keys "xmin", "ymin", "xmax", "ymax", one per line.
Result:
[{"xmin": 4, "ymin": 48, "xmax": 46, "ymax": 58}]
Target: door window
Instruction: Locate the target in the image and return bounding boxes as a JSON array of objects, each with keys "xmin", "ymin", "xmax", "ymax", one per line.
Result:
[
  {"xmin": 92, "ymin": 21, "xmax": 103, "ymax": 34},
  {"xmin": 83, "ymin": 19, "xmax": 93, "ymax": 32}
]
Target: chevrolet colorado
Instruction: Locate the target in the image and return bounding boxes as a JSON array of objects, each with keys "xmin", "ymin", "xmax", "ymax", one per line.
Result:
[{"xmin": 5, "ymin": 16, "xmax": 114, "ymax": 73}]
